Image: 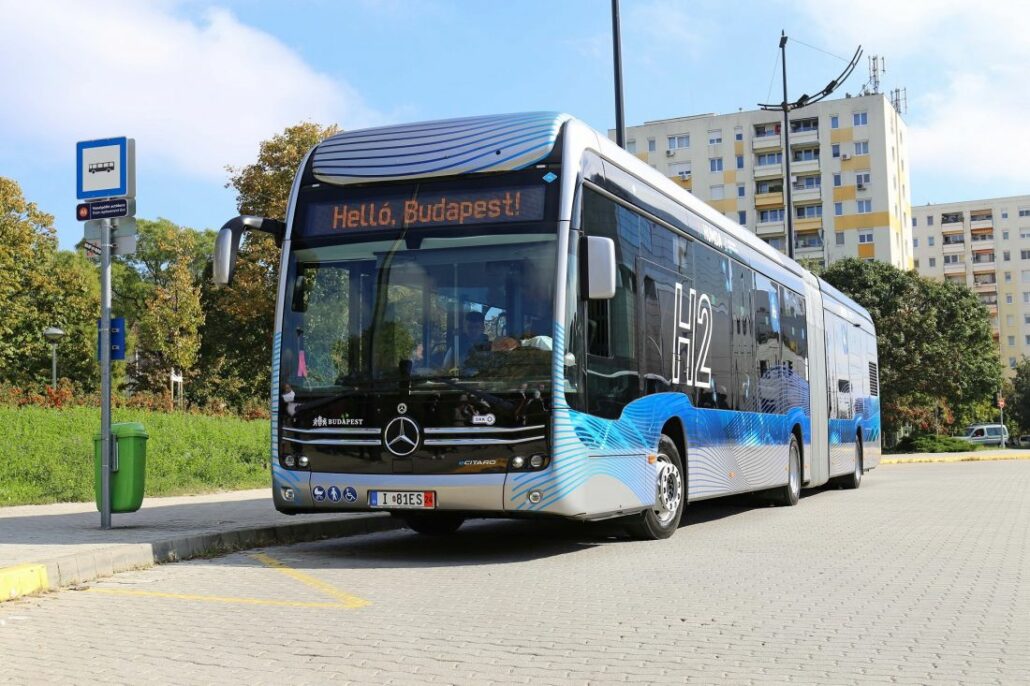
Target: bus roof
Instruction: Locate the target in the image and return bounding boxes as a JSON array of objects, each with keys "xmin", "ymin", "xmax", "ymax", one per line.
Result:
[{"xmin": 311, "ymin": 112, "xmax": 569, "ymax": 185}]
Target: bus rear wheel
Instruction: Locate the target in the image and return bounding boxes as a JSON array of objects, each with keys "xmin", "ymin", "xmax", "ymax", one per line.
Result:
[
  {"xmin": 401, "ymin": 513, "xmax": 465, "ymax": 535},
  {"xmin": 625, "ymin": 435, "xmax": 684, "ymax": 540},
  {"xmin": 836, "ymin": 436, "xmax": 863, "ymax": 490}
]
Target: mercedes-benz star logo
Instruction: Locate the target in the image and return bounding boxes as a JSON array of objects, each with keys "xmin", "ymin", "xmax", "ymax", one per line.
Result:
[{"xmin": 383, "ymin": 416, "xmax": 420, "ymax": 456}]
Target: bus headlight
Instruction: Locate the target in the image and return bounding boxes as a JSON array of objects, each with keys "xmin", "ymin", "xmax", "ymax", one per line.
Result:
[
  {"xmin": 284, "ymin": 454, "xmax": 296, "ymax": 468},
  {"xmin": 529, "ymin": 454, "xmax": 545, "ymax": 469},
  {"xmin": 511, "ymin": 456, "xmax": 525, "ymax": 469},
  {"xmin": 298, "ymin": 455, "xmax": 309, "ymax": 468}
]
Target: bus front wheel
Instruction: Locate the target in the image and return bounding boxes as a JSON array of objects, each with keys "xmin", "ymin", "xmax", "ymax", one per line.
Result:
[
  {"xmin": 771, "ymin": 434, "xmax": 801, "ymax": 506},
  {"xmin": 402, "ymin": 513, "xmax": 465, "ymax": 535},
  {"xmin": 626, "ymin": 435, "xmax": 685, "ymax": 540}
]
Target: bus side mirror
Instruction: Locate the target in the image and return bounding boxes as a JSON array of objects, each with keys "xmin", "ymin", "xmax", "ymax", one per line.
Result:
[
  {"xmin": 213, "ymin": 215, "xmax": 286, "ymax": 285},
  {"xmin": 583, "ymin": 236, "xmax": 616, "ymax": 300}
]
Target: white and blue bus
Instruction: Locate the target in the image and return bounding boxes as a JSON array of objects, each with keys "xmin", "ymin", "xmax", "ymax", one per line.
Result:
[{"xmin": 214, "ymin": 112, "xmax": 880, "ymax": 539}]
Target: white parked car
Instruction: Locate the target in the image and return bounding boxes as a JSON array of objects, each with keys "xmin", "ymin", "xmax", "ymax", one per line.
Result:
[{"xmin": 959, "ymin": 424, "xmax": 1009, "ymax": 448}]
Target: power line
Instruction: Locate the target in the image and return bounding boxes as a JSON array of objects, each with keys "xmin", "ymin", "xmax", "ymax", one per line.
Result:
[
  {"xmin": 789, "ymin": 36, "xmax": 849, "ymax": 63},
  {"xmin": 765, "ymin": 48, "xmax": 780, "ymax": 104}
]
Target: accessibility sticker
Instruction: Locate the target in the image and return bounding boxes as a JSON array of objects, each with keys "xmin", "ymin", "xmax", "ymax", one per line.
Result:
[
  {"xmin": 327, "ymin": 486, "xmax": 342, "ymax": 503},
  {"xmin": 312, "ymin": 486, "xmax": 326, "ymax": 502},
  {"xmin": 343, "ymin": 487, "xmax": 358, "ymax": 503}
]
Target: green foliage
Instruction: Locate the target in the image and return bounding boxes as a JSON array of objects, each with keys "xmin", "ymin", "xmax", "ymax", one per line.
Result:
[
  {"xmin": 0, "ymin": 177, "xmax": 100, "ymax": 391},
  {"xmin": 0, "ymin": 406, "xmax": 269, "ymax": 506},
  {"xmin": 821, "ymin": 258, "xmax": 1001, "ymax": 442},
  {"xmin": 890, "ymin": 433, "xmax": 981, "ymax": 454}
]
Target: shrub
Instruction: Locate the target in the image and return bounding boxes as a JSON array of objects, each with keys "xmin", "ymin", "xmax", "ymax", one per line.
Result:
[{"xmin": 890, "ymin": 433, "xmax": 980, "ymax": 454}]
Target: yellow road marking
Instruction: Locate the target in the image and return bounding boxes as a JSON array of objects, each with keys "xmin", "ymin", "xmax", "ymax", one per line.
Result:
[
  {"xmin": 85, "ymin": 588, "xmax": 345, "ymax": 608},
  {"xmin": 251, "ymin": 552, "xmax": 370, "ymax": 609},
  {"xmin": 0, "ymin": 564, "xmax": 49, "ymax": 602}
]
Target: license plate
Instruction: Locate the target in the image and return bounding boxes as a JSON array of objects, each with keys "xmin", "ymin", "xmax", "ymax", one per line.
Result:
[{"xmin": 369, "ymin": 490, "xmax": 436, "ymax": 509}]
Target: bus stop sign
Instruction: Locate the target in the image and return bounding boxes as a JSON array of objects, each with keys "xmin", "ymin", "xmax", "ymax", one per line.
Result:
[{"xmin": 76, "ymin": 137, "xmax": 135, "ymax": 200}]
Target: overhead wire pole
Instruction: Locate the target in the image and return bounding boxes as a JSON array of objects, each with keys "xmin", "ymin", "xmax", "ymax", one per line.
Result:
[
  {"xmin": 758, "ymin": 34, "xmax": 863, "ymax": 261},
  {"xmin": 611, "ymin": 0, "xmax": 625, "ymax": 148},
  {"xmin": 779, "ymin": 32, "xmax": 794, "ymax": 258}
]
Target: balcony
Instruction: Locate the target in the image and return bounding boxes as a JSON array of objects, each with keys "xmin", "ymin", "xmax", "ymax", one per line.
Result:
[
  {"xmin": 973, "ymin": 280, "xmax": 997, "ymax": 293},
  {"xmin": 942, "ymin": 239, "xmax": 965, "ymax": 254},
  {"xmin": 756, "ymin": 220, "xmax": 785, "ymax": 237},
  {"xmin": 754, "ymin": 162, "xmax": 783, "ymax": 178},
  {"xmin": 752, "ymin": 134, "xmax": 781, "ymax": 151},
  {"xmin": 789, "ymin": 128, "xmax": 819, "ymax": 146},
  {"xmin": 794, "ymin": 216, "xmax": 823, "ymax": 233},
  {"xmin": 791, "ymin": 185, "xmax": 821, "ymax": 203},
  {"xmin": 970, "ymin": 218, "xmax": 994, "ymax": 231},
  {"xmin": 789, "ymin": 158, "xmax": 820, "ymax": 175},
  {"xmin": 971, "ymin": 258, "xmax": 996, "ymax": 272},
  {"xmin": 943, "ymin": 261, "xmax": 966, "ymax": 274},
  {"xmin": 794, "ymin": 233, "xmax": 823, "ymax": 252},
  {"xmin": 970, "ymin": 232, "xmax": 994, "ymax": 250},
  {"xmin": 755, "ymin": 191, "xmax": 783, "ymax": 208},
  {"xmin": 941, "ymin": 213, "xmax": 964, "ymax": 225}
]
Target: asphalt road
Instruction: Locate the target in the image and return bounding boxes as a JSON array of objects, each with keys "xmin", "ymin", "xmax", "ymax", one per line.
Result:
[{"xmin": 2, "ymin": 461, "xmax": 1028, "ymax": 685}]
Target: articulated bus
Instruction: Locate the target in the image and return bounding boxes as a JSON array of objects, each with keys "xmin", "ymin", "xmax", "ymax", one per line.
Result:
[{"xmin": 214, "ymin": 112, "xmax": 880, "ymax": 539}]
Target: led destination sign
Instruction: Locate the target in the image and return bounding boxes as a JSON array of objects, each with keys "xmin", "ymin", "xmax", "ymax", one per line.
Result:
[{"xmin": 302, "ymin": 185, "xmax": 546, "ymax": 236}]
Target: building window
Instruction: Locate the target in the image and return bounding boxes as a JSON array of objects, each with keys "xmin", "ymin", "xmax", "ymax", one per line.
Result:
[
  {"xmin": 736, "ymin": 154, "xmax": 744, "ymax": 169},
  {"xmin": 858, "ymin": 230, "xmax": 874, "ymax": 244},
  {"xmin": 856, "ymin": 171, "xmax": 871, "ymax": 187},
  {"xmin": 1004, "ymin": 231, "xmax": 1010, "ymax": 240},
  {"xmin": 759, "ymin": 208, "xmax": 785, "ymax": 223},
  {"xmin": 1004, "ymin": 251, "xmax": 1011, "ymax": 261},
  {"xmin": 796, "ymin": 205, "xmax": 822, "ymax": 218},
  {"xmin": 1009, "ymin": 336, "xmax": 1016, "ymax": 346},
  {"xmin": 647, "ymin": 138, "xmax": 656, "ymax": 152},
  {"xmin": 943, "ymin": 254, "xmax": 959, "ymax": 264},
  {"xmin": 738, "ymin": 211, "xmax": 746, "ymax": 224},
  {"xmin": 1007, "ymin": 295, "xmax": 1013, "ymax": 305},
  {"xmin": 734, "ymin": 127, "xmax": 743, "ymax": 141},
  {"xmin": 1022, "ymin": 250, "xmax": 1030, "ymax": 260},
  {"xmin": 708, "ymin": 130, "xmax": 722, "ymax": 145},
  {"xmin": 710, "ymin": 185, "xmax": 725, "ymax": 200},
  {"xmin": 756, "ymin": 152, "xmax": 783, "ymax": 166},
  {"xmin": 913, "ymin": 238, "xmax": 919, "ymax": 248},
  {"xmin": 668, "ymin": 134, "xmax": 689, "ymax": 150},
  {"xmin": 1022, "ymin": 229, "xmax": 1030, "ymax": 239},
  {"xmin": 737, "ymin": 184, "xmax": 745, "ymax": 198},
  {"xmin": 1006, "ymin": 272, "xmax": 1013, "ymax": 282},
  {"xmin": 929, "ymin": 257, "xmax": 936, "ymax": 267},
  {"xmin": 626, "ymin": 140, "xmax": 637, "ymax": 154},
  {"xmin": 833, "ymin": 173, "xmax": 842, "ymax": 187},
  {"xmin": 836, "ymin": 232, "xmax": 845, "ymax": 246},
  {"xmin": 928, "ymin": 236, "xmax": 935, "ymax": 246},
  {"xmin": 834, "ymin": 202, "xmax": 843, "ymax": 216},
  {"xmin": 1001, "ymin": 209, "xmax": 1009, "ymax": 219},
  {"xmin": 912, "ymin": 216, "xmax": 918, "ymax": 227},
  {"xmin": 914, "ymin": 259, "xmax": 920, "ymax": 268},
  {"xmin": 857, "ymin": 199, "xmax": 872, "ymax": 214},
  {"xmin": 927, "ymin": 216, "xmax": 934, "ymax": 226},
  {"xmin": 830, "ymin": 115, "xmax": 839, "ymax": 129},
  {"xmin": 1011, "ymin": 358, "xmax": 1018, "ymax": 369},
  {"xmin": 853, "ymin": 112, "xmax": 868, "ymax": 126},
  {"xmin": 710, "ymin": 157, "xmax": 723, "ymax": 172},
  {"xmin": 854, "ymin": 141, "xmax": 870, "ymax": 155},
  {"xmin": 793, "ymin": 148, "xmax": 820, "ymax": 162},
  {"xmin": 1024, "ymin": 292, "xmax": 1030, "ymax": 303},
  {"xmin": 1020, "ymin": 208, "xmax": 1030, "ymax": 217}
]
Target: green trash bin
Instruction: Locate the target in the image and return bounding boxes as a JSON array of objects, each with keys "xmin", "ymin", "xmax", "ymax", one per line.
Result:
[{"xmin": 94, "ymin": 422, "xmax": 148, "ymax": 513}]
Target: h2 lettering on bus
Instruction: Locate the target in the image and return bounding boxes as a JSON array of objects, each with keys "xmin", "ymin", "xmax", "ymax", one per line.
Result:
[{"xmin": 672, "ymin": 283, "xmax": 712, "ymax": 388}]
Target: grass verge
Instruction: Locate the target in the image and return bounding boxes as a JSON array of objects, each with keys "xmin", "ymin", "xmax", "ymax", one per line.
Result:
[{"xmin": 0, "ymin": 406, "xmax": 269, "ymax": 506}]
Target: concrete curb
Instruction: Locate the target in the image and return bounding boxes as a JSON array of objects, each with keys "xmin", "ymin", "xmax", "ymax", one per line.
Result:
[
  {"xmin": 881, "ymin": 453, "xmax": 1030, "ymax": 465},
  {"xmin": 0, "ymin": 513, "xmax": 404, "ymax": 603}
]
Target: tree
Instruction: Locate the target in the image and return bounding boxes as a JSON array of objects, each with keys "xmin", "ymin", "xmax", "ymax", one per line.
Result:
[
  {"xmin": 821, "ymin": 258, "xmax": 1001, "ymax": 442},
  {"xmin": 1008, "ymin": 358, "xmax": 1030, "ymax": 432},
  {"xmin": 194, "ymin": 122, "xmax": 339, "ymax": 410},
  {"xmin": 0, "ymin": 177, "xmax": 99, "ymax": 390}
]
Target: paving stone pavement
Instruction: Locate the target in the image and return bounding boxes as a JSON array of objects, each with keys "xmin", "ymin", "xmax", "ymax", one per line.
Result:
[{"xmin": 1, "ymin": 460, "xmax": 1028, "ymax": 685}]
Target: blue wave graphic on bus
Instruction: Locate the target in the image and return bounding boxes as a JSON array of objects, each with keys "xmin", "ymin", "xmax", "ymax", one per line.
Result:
[{"xmin": 511, "ymin": 323, "xmax": 815, "ymax": 512}]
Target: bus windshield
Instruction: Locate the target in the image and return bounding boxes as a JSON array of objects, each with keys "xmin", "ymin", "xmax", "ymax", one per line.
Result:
[{"xmin": 281, "ymin": 229, "xmax": 557, "ymax": 396}]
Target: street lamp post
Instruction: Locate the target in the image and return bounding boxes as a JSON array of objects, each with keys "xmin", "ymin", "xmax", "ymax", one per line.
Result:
[{"xmin": 43, "ymin": 327, "xmax": 66, "ymax": 388}]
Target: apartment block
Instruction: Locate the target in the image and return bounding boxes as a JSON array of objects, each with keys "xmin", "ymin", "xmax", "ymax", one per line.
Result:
[
  {"xmin": 611, "ymin": 93, "xmax": 912, "ymax": 269},
  {"xmin": 912, "ymin": 195, "xmax": 1030, "ymax": 375}
]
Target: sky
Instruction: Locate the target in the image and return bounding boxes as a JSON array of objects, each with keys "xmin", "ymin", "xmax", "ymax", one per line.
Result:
[{"xmin": 1, "ymin": 0, "xmax": 1027, "ymax": 250}]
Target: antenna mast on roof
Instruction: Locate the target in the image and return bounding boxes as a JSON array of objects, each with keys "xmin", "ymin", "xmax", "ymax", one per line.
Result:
[
  {"xmin": 863, "ymin": 55, "xmax": 885, "ymax": 95},
  {"xmin": 890, "ymin": 87, "xmax": 908, "ymax": 115}
]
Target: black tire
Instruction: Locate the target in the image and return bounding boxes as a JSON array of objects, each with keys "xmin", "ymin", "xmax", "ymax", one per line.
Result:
[
  {"xmin": 402, "ymin": 513, "xmax": 465, "ymax": 535},
  {"xmin": 625, "ymin": 435, "xmax": 685, "ymax": 540},
  {"xmin": 837, "ymin": 436, "xmax": 863, "ymax": 490},
  {"xmin": 771, "ymin": 434, "xmax": 801, "ymax": 506}
]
